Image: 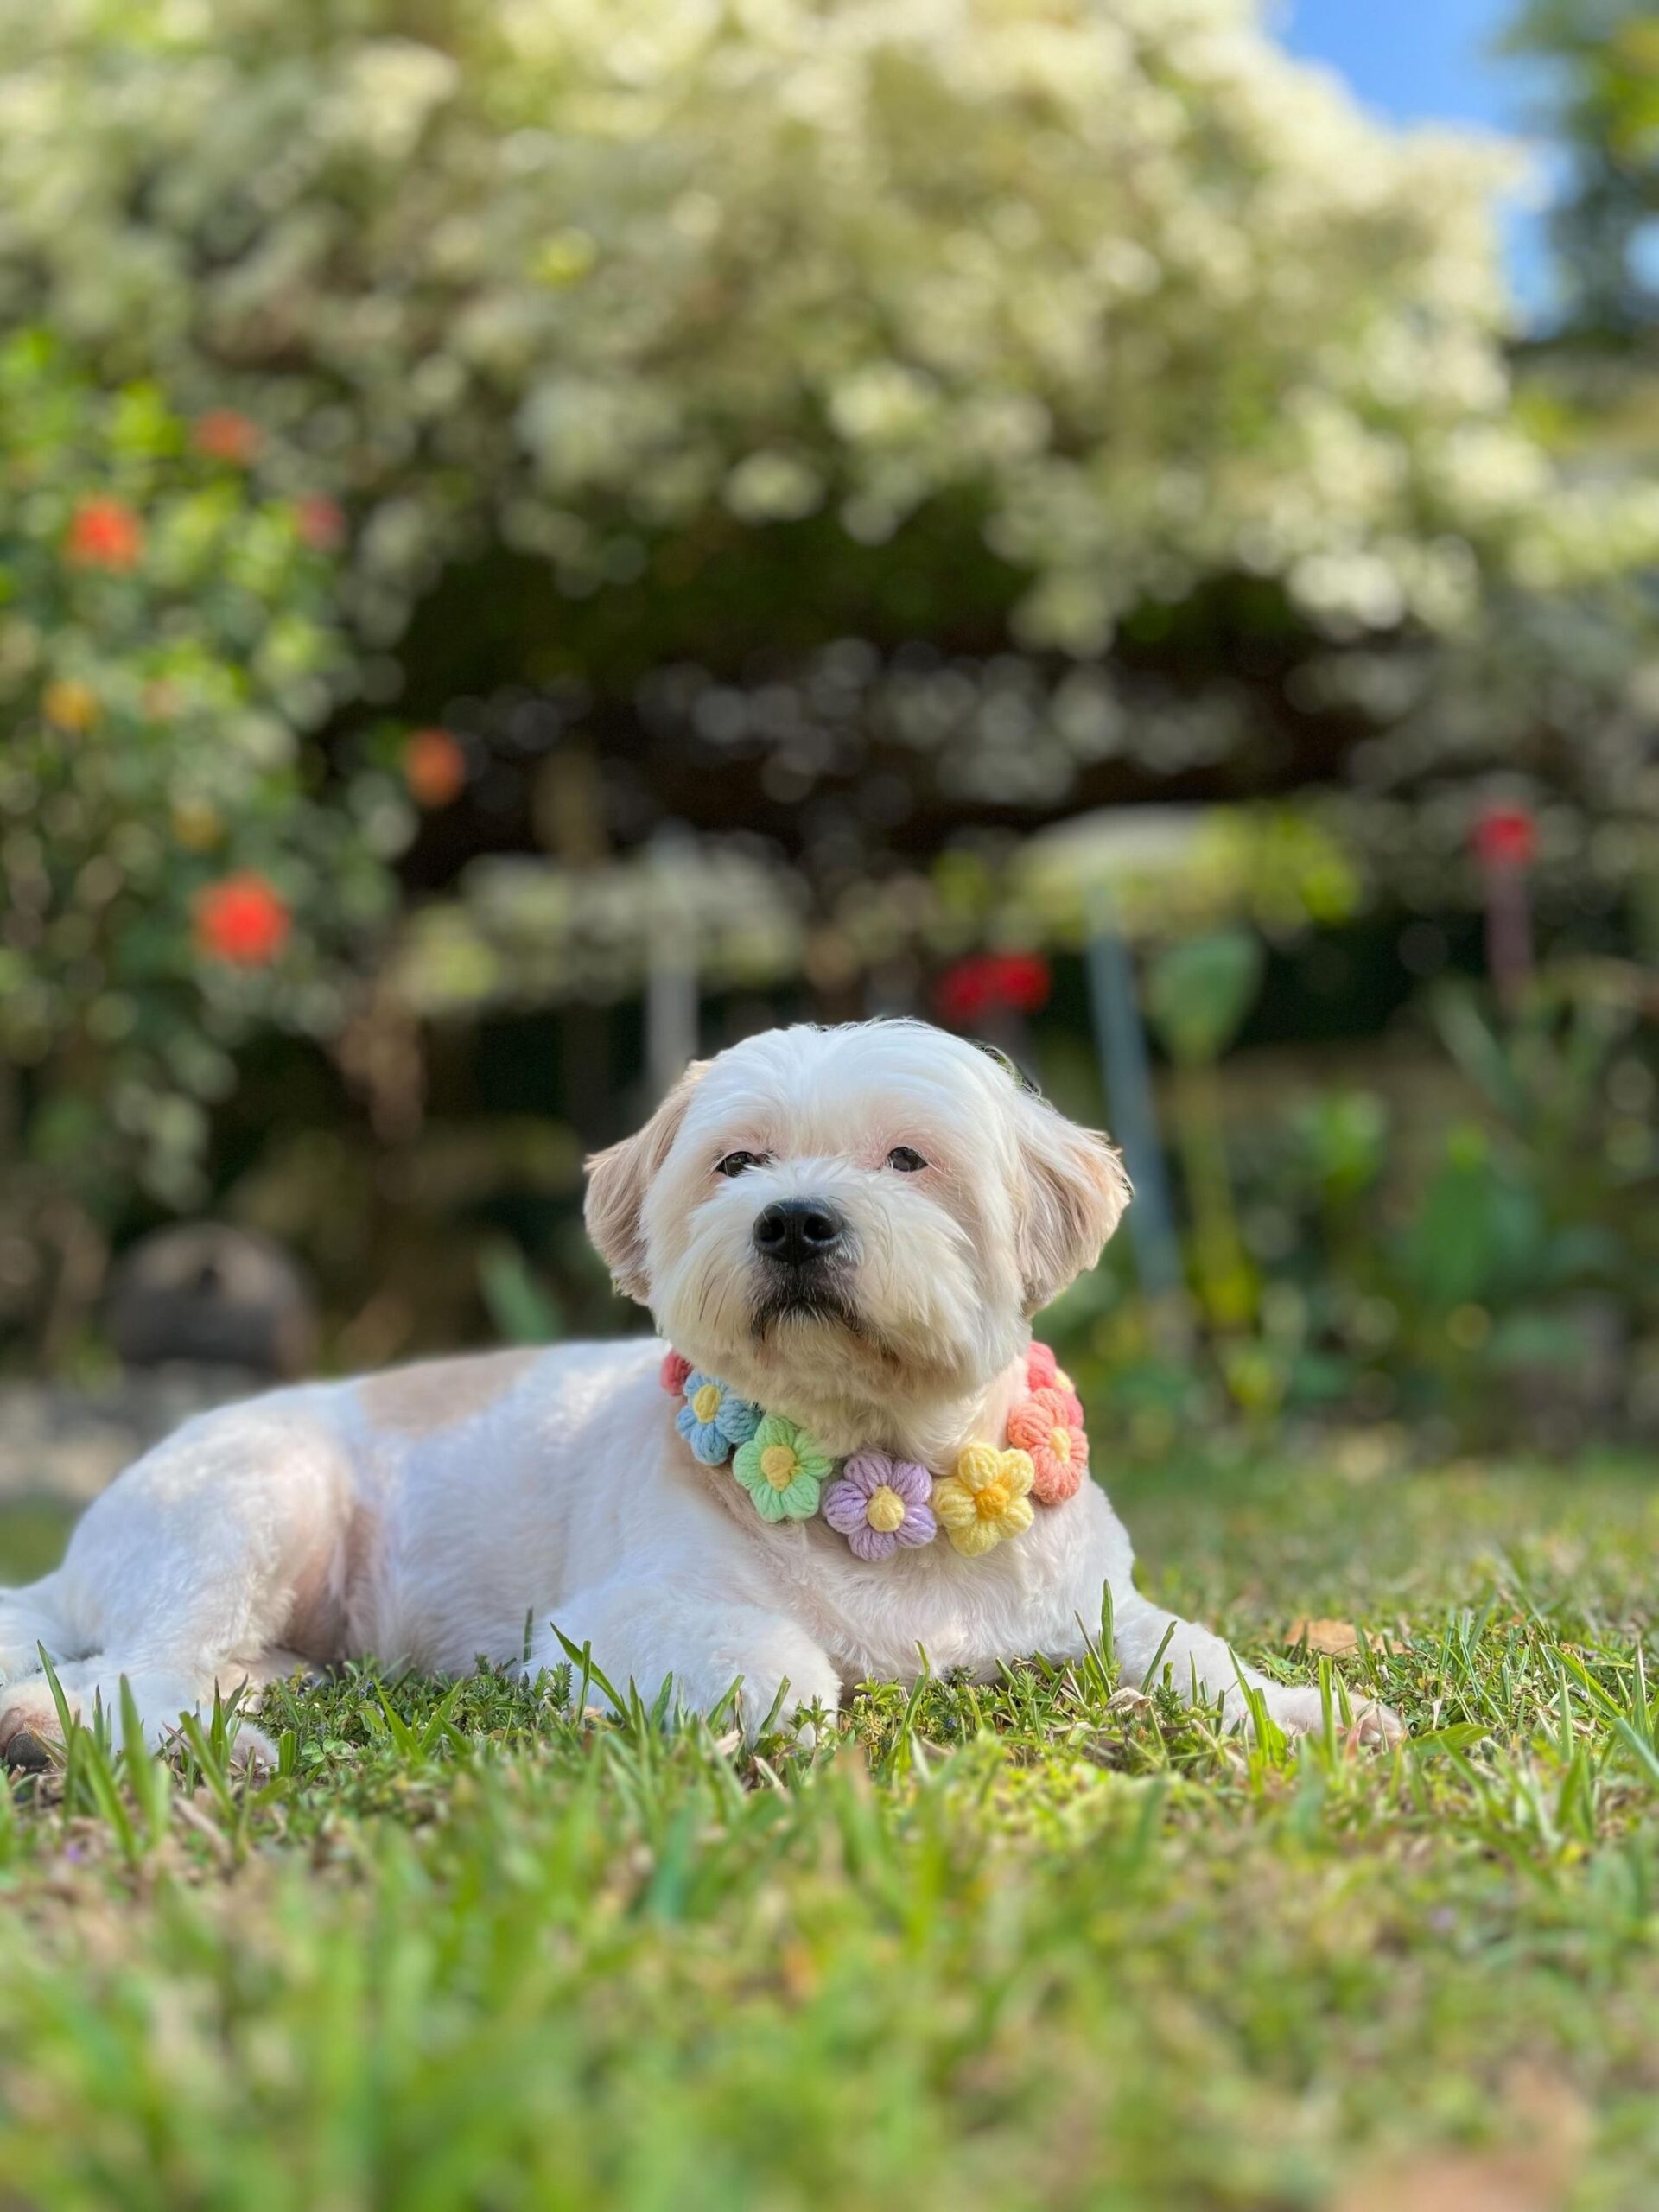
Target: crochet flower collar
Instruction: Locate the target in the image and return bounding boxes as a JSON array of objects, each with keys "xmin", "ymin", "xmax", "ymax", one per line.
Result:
[{"xmin": 660, "ymin": 1340, "xmax": 1088, "ymax": 1562}]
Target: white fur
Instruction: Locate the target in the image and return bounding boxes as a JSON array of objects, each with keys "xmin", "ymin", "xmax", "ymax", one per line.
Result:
[{"xmin": 0, "ymin": 1021, "xmax": 1400, "ymax": 1760}]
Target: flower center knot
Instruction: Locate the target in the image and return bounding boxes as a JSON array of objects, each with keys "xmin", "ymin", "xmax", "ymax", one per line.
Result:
[
  {"xmin": 865, "ymin": 1484, "xmax": 906, "ymax": 1535},
  {"xmin": 691, "ymin": 1382, "xmax": 722, "ymax": 1423},
  {"xmin": 1050, "ymin": 1426, "xmax": 1071, "ymax": 1462},
  {"xmin": 975, "ymin": 1478, "xmax": 1010, "ymax": 1519},
  {"xmin": 760, "ymin": 1443, "xmax": 799, "ymax": 1491}
]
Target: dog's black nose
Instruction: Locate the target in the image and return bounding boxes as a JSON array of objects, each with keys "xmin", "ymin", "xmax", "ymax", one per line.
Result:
[{"xmin": 753, "ymin": 1198, "xmax": 846, "ymax": 1268}]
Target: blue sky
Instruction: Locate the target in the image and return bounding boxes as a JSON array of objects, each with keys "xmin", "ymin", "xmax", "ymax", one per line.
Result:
[{"xmin": 1276, "ymin": 0, "xmax": 1557, "ymax": 320}]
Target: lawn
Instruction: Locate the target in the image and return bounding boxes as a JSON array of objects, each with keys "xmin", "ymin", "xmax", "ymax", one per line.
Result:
[{"xmin": 2, "ymin": 1442, "xmax": 1657, "ymax": 2211}]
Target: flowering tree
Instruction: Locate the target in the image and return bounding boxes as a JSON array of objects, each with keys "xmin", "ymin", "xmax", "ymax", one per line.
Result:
[
  {"xmin": 3, "ymin": 0, "xmax": 1652, "ymax": 663},
  {"xmin": 0, "ymin": 334, "xmax": 402, "ymax": 1344}
]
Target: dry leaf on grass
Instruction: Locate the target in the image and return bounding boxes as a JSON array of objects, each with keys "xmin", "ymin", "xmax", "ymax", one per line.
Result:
[
  {"xmin": 1338, "ymin": 2148, "xmax": 1561, "ymax": 2212},
  {"xmin": 1286, "ymin": 1617, "xmax": 1398, "ymax": 1658},
  {"xmin": 1339, "ymin": 2064, "xmax": 1587, "ymax": 2212}
]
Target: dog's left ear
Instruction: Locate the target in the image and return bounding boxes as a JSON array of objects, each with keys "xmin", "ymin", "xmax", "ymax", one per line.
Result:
[
  {"xmin": 584, "ymin": 1062, "xmax": 707, "ymax": 1304},
  {"xmin": 1012, "ymin": 1091, "xmax": 1132, "ymax": 1314}
]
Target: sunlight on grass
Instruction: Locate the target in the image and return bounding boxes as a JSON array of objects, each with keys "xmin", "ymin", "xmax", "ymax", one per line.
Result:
[{"xmin": 3, "ymin": 1451, "xmax": 1657, "ymax": 2207}]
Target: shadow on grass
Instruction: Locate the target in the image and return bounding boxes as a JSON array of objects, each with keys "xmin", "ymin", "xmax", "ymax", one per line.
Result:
[{"xmin": 0, "ymin": 1498, "xmax": 73, "ymax": 1583}]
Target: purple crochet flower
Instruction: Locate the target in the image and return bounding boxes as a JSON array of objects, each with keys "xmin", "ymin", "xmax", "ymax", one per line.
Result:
[{"xmin": 822, "ymin": 1450, "xmax": 936, "ymax": 1563}]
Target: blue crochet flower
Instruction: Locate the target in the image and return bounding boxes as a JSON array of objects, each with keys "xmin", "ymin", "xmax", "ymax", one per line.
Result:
[{"xmin": 675, "ymin": 1370, "xmax": 760, "ymax": 1465}]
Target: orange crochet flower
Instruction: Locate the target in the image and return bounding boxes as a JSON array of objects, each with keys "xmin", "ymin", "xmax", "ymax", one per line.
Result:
[{"xmin": 1006, "ymin": 1385, "xmax": 1088, "ymax": 1505}]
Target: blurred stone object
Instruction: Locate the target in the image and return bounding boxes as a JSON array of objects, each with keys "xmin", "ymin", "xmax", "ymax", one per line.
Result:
[
  {"xmin": 0, "ymin": 1370, "xmax": 253, "ymax": 1505},
  {"xmin": 105, "ymin": 1225, "xmax": 316, "ymax": 1378}
]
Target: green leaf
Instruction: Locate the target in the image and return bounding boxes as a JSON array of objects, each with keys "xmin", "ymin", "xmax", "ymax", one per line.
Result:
[{"xmin": 1143, "ymin": 931, "xmax": 1264, "ymax": 1066}]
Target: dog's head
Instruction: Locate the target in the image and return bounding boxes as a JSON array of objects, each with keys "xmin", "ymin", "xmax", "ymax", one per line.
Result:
[{"xmin": 584, "ymin": 1020, "xmax": 1128, "ymax": 1421}]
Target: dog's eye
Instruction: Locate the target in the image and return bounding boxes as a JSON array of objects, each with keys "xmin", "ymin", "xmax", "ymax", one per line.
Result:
[
  {"xmin": 715, "ymin": 1150, "xmax": 766, "ymax": 1177},
  {"xmin": 887, "ymin": 1146, "xmax": 928, "ymax": 1173}
]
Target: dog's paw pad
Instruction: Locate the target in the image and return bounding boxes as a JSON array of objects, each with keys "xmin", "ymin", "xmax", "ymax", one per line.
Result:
[
  {"xmin": 3, "ymin": 1726, "xmax": 58, "ymax": 1773},
  {"xmin": 1345, "ymin": 1700, "xmax": 1407, "ymax": 1751}
]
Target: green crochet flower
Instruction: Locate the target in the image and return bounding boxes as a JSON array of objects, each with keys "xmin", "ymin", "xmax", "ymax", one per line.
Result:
[{"xmin": 732, "ymin": 1413, "xmax": 833, "ymax": 1524}]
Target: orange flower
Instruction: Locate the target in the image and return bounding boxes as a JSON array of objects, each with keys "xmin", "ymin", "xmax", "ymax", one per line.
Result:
[
  {"xmin": 194, "ymin": 874, "xmax": 291, "ymax": 966},
  {"xmin": 296, "ymin": 493, "xmax": 346, "ymax": 552},
  {"xmin": 66, "ymin": 497, "xmax": 143, "ymax": 571},
  {"xmin": 193, "ymin": 410, "xmax": 261, "ymax": 465},
  {"xmin": 403, "ymin": 727, "xmax": 467, "ymax": 809},
  {"xmin": 1006, "ymin": 1386, "xmax": 1089, "ymax": 1506}
]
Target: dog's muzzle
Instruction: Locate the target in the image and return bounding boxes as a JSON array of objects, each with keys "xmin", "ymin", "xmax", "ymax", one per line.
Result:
[{"xmin": 749, "ymin": 1197, "xmax": 864, "ymax": 1339}]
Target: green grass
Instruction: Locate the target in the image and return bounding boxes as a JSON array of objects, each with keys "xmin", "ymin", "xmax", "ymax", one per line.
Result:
[{"xmin": 3, "ymin": 1446, "xmax": 1659, "ymax": 2209}]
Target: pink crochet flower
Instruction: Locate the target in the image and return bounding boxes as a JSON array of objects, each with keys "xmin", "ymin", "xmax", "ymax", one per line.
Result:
[
  {"xmin": 1006, "ymin": 1386, "xmax": 1089, "ymax": 1505},
  {"xmin": 660, "ymin": 1351, "xmax": 693, "ymax": 1397},
  {"xmin": 1026, "ymin": 1339, "xmax": 1072, "ymax": 1395},
  {"xmin": 822, "ymin": 1451, "xmax": 936, "ymax": 1562},
  {"xmin": 1025, "ymin": 1340, "xmax": 1082, "ymax": 1425}
]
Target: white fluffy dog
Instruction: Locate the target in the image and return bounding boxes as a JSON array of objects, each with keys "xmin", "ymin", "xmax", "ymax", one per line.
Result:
[{"xmin": 0, "ymin": 1020, "xmax": 1400, "ymax": 1764}]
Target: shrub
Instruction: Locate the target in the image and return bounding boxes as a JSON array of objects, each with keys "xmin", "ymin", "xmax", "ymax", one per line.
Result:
[{"xmin": 0, "ymin": 334, "xmax": 398, "ymax": 1347}]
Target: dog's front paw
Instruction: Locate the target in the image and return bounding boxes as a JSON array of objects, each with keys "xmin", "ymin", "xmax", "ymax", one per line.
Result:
[
  {"xmin": 1342, "ymin": 1696, "xmax": 1407, "ymax": 1750},
  {"xmin": 533, "ymin": 1589, "xmax": 843, "ymax": 1751},
  {"xmin": 0, "ymin": 1663, "xmax": 276, "ymax": 1770},
  {"xmin": 1257, "ymin": 1681, "xmax": 1404, "ymax": 1749},
  {"xmin": 0, "ymin": 1678, "xmax": 69, "ymax": 1770}
]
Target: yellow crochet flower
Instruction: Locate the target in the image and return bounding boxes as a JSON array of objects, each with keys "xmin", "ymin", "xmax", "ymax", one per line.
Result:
[{"xmin": 931, "ymin": 1442, "xmax": 1035, "ymax": 1558}]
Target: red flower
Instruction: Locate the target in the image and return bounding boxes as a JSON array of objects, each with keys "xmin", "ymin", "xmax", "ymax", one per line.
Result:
[
  {"xmin": 1472, "ymin": 805, "xmax": 1536, "ymax": 869},
  {"xmin": 194, "ymin": 874, "xmax": 291, "ymax": 966},
  {"xmin": 933, "ymin": 951, "xmax": 1052, "ymax": 1027},
  {"xmin": 66, "ymin": 497, "xmax": 143, "ymax": 571},
  {"xmin": 296, "ymin": 493, "xmax": 346, "ymax": 552},
  {"xmin": 193, "ymin": 410, "xmax": 261, "ymax": 465},
  {"xmin": 660, "ymin": 1351, "xmax": 693, "ymax": 1397},
  {"xmin": 403, "ymin": 728, "xmax": 468, "ymax": 809}
]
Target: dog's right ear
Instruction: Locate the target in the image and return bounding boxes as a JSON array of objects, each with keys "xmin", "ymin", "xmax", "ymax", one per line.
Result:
[{"xmin": 583, "ymin": 1062, "xmax": 707, "ymax": 1304}]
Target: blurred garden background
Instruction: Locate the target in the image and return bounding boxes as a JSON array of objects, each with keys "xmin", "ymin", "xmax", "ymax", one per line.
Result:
[
  {"xmin": 1, "ymin": 0, "xmax": 1656, "ymax": 1467},
  {"xmin": 6, "ymin": 13, "xmax": 1659, "ymax": 2206}
]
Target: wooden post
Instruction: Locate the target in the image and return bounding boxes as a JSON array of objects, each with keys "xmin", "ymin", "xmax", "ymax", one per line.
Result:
[
  {"xmin": 1084, "ymin": 887, "xmax": 1194, "ymax": 1356},
  {"xmin": 645, "ymin": 832, "xmax": 701, "ymax": 1099}
]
